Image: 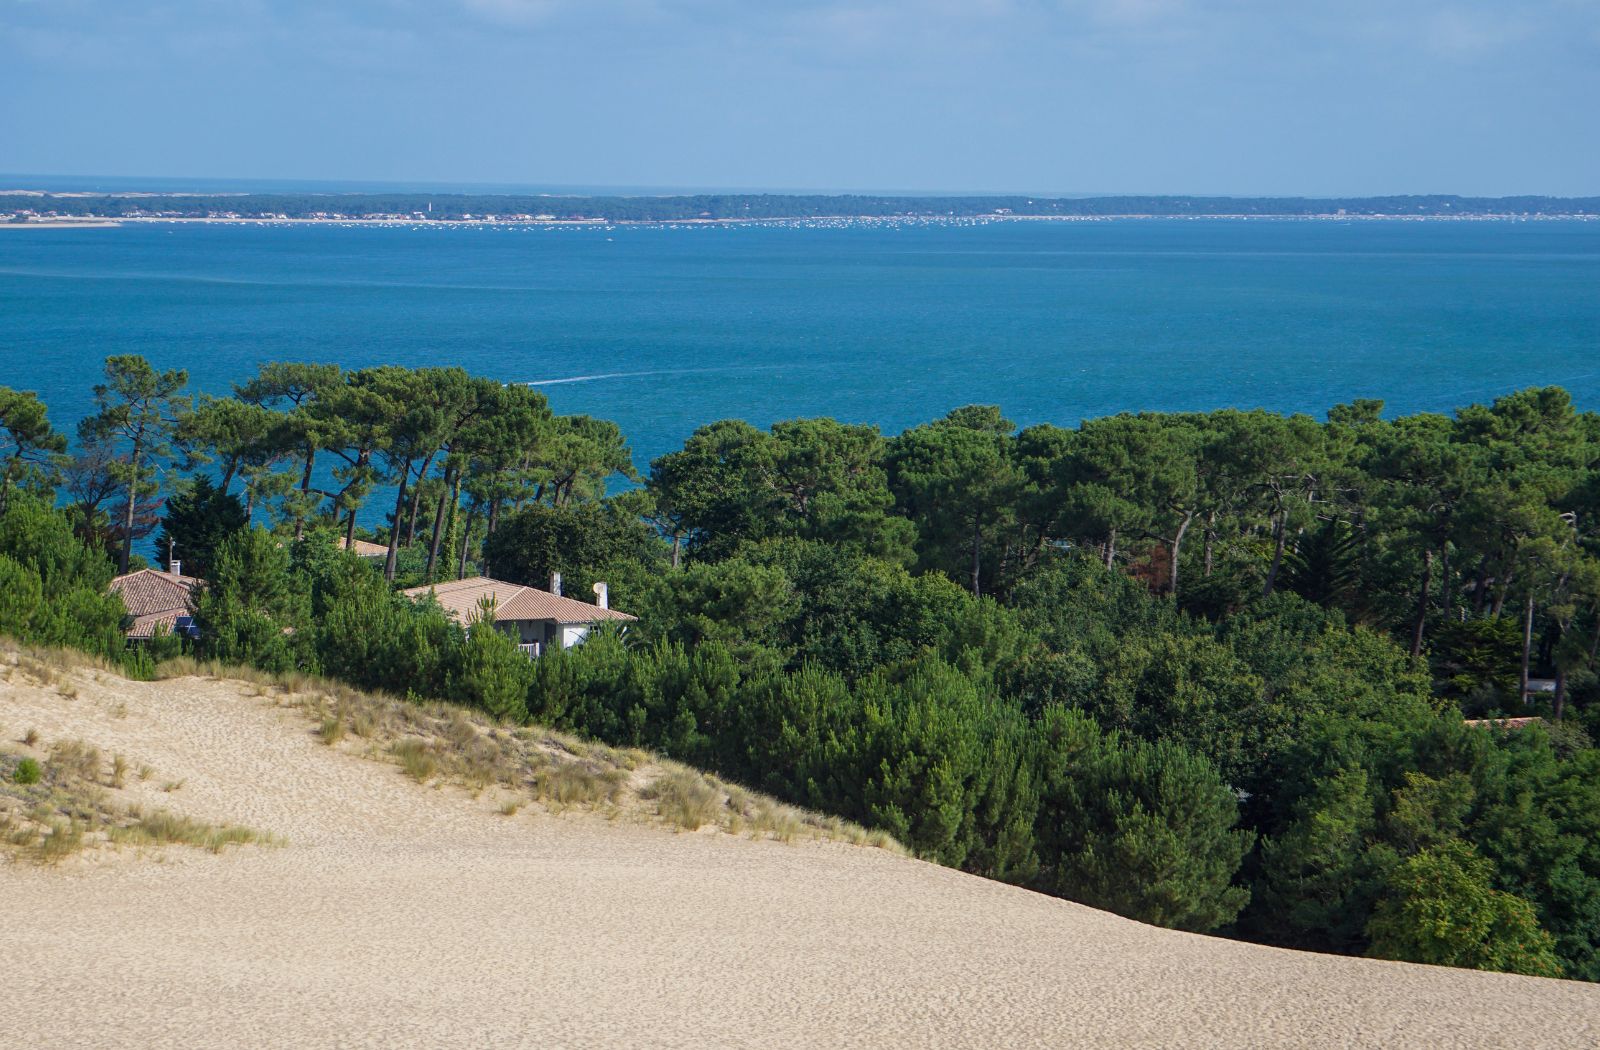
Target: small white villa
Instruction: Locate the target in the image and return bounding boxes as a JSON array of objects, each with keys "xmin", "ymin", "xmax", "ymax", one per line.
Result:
[{"xmin": 400, "ymin": 575, "xmax": 634, "ymax": 657}]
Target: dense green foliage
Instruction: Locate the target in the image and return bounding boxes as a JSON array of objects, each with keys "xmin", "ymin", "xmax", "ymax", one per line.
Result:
[
  {"xmin": 6, "ymin": 361, "xmax": 1600, "ymax": 983},
  {"xmin": 0, "ymin": 496, "xmax": 125, "ymax": 656},
  {"xmin": 154, "ymin": 475, "xmax": 247, "ymax": 579},
  {"xmin": 1367, "ymin": 841, "xmax": 1564, "ymax": 977}
]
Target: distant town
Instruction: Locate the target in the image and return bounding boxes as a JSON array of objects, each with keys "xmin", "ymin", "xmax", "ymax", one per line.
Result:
[{"xmin": 4, "ymin": 191, "xmax": 1599, "ymax": 226}]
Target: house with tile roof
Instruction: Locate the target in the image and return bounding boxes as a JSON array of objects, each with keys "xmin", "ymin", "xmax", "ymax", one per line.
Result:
[
  {"xmin": 400, "ymin": 575, "xmax": 634, "ymax": 657},
  {"xmin": 1463, "ymin": 716, "xmax": 1544, "ymax": 731},
  {"xmin": 109, "ymin": 567, "xmax": 201, "ymax": 643}
]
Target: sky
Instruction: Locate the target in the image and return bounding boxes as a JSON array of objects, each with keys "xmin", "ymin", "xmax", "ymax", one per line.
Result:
[{"xmin": 1, "ymin": 0, "xmax": 1597, "ymax": 196}]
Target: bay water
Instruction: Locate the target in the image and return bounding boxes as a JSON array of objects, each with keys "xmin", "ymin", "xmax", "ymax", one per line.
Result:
[{"xmin": 3, "ymin": 218, "xmax": 1597, "ymax": 472}]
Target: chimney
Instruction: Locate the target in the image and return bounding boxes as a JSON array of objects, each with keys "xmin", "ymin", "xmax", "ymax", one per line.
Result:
[
  {"xmin": 170, "ymin": 559, "xmax": 182, "ymax": 578},
  {"xmin": 592, "ymin": 581, "xmax": 608, "ymax": 609},
  {"xmin": 549, "ymin": 572, "xmax": 562, "ymax": 597}
]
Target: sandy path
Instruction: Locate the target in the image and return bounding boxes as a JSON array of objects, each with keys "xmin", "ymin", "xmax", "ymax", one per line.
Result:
[{"xmin": 3, "ymin": 666, "xmax": 1598, "ymax": 1049}]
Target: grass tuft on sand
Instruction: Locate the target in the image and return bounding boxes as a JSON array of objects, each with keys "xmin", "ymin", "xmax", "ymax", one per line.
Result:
[
  {"xmin": 183, "ymin": 647, "xmax": 901, "ymax": 849},
  {"xmin": 642, "ymin": 770, "xmax": 723, "ymax": 831},
  {"xmin": 109, "ymin": 809, "xmax": 279, "ymax": 854},
  {"xmin": 0, "ymin": 715, "xmax": 277, "ymax": 866},
  {"xmin": 1, "ymin": 636, "xmax": 901, "ymax": 856}
]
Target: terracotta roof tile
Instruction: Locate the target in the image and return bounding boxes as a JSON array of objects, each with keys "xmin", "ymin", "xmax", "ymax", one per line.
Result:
[
  {"xmin": 401, "ymin": 576, "xmax": 634, "ymax": 625},
  {"xmin": 126, "ymin": 609, "xmax": 188, "ymax": 640},
  {"xmin": 110, "ymin": 569, "xmax": 199, "ymax": 619}
]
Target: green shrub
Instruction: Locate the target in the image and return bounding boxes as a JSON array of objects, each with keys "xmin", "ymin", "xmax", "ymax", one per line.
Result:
[
  {"xmin": 194, "ymin": 526, "xmax": 310, "ymax": 673},
  {"xmin": 449, "ymin": 611, "xmax": 531, "ymax": 723},
  {"xmin": 1033, "ymin": 709, "xmax": 1253, "ymax": 933},
  {"xmin": 313, "ymin": 552, "xmax": 460, "ymax": 698},
  {"xmin": 13, "ymin": 756, "xmax": 41, "ymax": 784},
  {"xmin": 122, "ymin": 645, "xmax": 156, "ymax": 681},
  {"xmin": 1367, "ymin": 841, "xmax": 1564, "ymax": 978},
  {"xmin": 144, "ymin": 621, "xmax": 185, "ymax": 663}
]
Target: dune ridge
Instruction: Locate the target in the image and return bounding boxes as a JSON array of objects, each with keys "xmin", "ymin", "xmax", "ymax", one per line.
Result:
[{"xmin": 3, "ymin": 648, "xmax": 1598, "ymax": 1049}]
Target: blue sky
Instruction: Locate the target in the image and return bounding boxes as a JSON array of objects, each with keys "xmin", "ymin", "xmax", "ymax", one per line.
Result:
[{"xmin": 2, "ymin": 1, "xmax": 1597, "ymax": 195}]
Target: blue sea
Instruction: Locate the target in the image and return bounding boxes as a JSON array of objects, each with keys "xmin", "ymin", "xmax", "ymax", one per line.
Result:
[{"xmin": 2, "ymin": 218, "xmax": 1598, "ymax": 472}]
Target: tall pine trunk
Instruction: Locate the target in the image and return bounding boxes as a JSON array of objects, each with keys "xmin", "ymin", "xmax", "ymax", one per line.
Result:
[
  {"xmin": 218, "ymin": 456, "xmax": 240, "ymax": 495},
  {"xmin": 1263, "ymin": 511, "xmax": 1288, "ymax": 598},
  {"xmin": 1492, "ymin": 558, "xmax": 1514, "ymax": 618},
  {"xmin": 1169, "ymin": 510, "xmax": 1195, "ymax": 596},
  {"xmin": 971, "ymin": 520, "xmax": 982, "ymax": 598},
  {"xmin": 1470, "ymin": 557, "xmax": 1491, "ymax": 616},
  {"xmin": 457, "ymin": 508, "xmax": 475, "ymax": 580},
  {"xmin": 1438, "ymin": 544, "xmax": 1452, "ymax": 620},
  {"xmin": 426, "ymin": 467, "xmax": 459, "ymax": 581},
  {"xmin": 1520, "ymin": 594, "xmax": 1535, "ymax": 705},
  {"xmin": 294, "ymin": 444, "xmax": 317, "ymax": 542},
  {"xmin": 1410, "ymin": 549, "xmax": 1433, "ymax": 659},
  {"xmin": 383, "ymin": 467, "xmax": 411, "ymax": 583},
  {"xmin": 404, "ymin": 452, "xmax": 437, "ymax": 546},
  {"xmin": 119, "ymin": 434, "xmax": 144, "ymax": 574}
]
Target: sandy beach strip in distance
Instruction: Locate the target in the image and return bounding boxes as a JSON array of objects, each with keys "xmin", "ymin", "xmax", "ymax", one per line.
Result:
[
  {"xmin": 3, "ymin": 657, "xmax": 1598, "ymax": 1050},
  {"xmin": 0, "ymin": 219, "xmax": 122, "ymax": 228},
  {"xmin": 9, "ymin": 213, "xmax": 1595, "ymax": 232}
]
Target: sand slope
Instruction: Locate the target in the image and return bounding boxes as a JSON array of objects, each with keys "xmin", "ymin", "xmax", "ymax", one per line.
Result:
[{"xmin": 3, "ymin": 661, "xmax": 1598, "ymax": 1049}]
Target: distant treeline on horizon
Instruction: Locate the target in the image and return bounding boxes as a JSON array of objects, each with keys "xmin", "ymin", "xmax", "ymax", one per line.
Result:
[{"xmin": 6, "ymin": 192, "xmax": 1600, "ymax": 221}]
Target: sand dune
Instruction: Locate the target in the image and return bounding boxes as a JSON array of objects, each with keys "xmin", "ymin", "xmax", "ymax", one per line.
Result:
[{"xmin": 3, "ymin": 657, "xmax": 1598, "ymax": 1050}]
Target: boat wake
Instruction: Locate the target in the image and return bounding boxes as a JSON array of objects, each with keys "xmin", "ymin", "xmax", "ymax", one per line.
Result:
[{"xmin": 525, "ymin": 365, "xmax": 777, "ymax": 386}]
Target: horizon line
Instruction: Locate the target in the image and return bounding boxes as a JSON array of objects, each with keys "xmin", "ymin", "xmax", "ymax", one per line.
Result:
[{"xmin": 3, "ymin": 174, "xmax": 1597, "ymax": 201}]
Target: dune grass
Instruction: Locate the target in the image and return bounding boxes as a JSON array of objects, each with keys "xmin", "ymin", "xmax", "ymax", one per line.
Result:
[
  {"xmin": 532, "ymin": 762, "xmax": 629, "ymax": 807},
  {"xmin": 642, "ymin": 770, "xmax": 723, "ymax": 831},
  {"xmin": 0, "ymin": 752, "xmax": 276, "ymax": 865},
  {"xmin": 0, "ymin": 714, "xmax": 276, "ymax": 867},
  {"xmin": 391, "ymin": 739, "xmax": 439, "ymax": 783},
  {"xmin": 254, "ymin": 657, "xmax": 897, "ymax": 849},
  {"xmin": 1, "ymin": 636, "xmax": 902, "ymax": 855},
  {"xmin": 109, "ymin": 809, "xmax": 278, "ymax": 854}
]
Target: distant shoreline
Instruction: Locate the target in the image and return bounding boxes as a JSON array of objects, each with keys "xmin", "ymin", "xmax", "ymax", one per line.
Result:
[
  {"xmin": 5, "ymin": 190, "xmax": 1598, "ymax": 226},
  {"xmin": 0, "ymin": 219, "xmax": 121, "ymax": 229},
  {"xmin": 6, "ymin": 212, "xmax": 1597, "ymax": 230}
]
